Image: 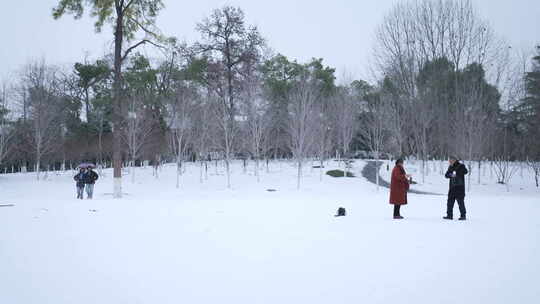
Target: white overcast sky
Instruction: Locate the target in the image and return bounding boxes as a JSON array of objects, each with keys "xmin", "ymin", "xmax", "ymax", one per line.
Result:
[{"xmin": 1, "ymin": 0, "xmax": 539, "ymax": 81}]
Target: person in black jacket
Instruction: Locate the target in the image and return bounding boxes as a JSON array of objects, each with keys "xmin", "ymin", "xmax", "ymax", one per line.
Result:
[
  {"xmin": 74, "ymin": 168, "xmax": 87, "ymax": 199},
  {"xmin": 84, "ymin": 168, "xmax": 99, "ymax": 199},
  {"xmin": 443, "ymin": 157, "xmax": 468, "ymax": 220}
]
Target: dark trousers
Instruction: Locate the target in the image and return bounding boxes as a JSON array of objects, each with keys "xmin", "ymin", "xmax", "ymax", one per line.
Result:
[
  {"xmin": 76, "ymin": 186, "xmax": 84, "ymax": 199},
  {"xmin": 393, "ymin": 205, "xmax": 401, "ymax": 217},
  {"xmin": 447, "ymin": 191, "xmax": 466, "ymax": 218}
]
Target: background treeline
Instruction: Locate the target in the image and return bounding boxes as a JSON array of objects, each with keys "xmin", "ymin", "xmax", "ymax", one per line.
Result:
[{"xmin": 0, "ymin": 0, "xmax": 538, "ymax": 187}]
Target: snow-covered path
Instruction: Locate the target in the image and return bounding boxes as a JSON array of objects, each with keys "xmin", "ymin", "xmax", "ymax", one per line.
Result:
[
  {"xmin": 362, "ymin": 160, "xmax": 442, "ymax": 195},
  {"xmin": 0, "ymin": 160, "xmax": 538, "ymax": 304}
]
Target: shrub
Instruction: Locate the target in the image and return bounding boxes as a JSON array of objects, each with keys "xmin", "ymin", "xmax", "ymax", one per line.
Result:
[{"xmin": 326, "ymin": 170, "xmax": 355, "ymax": 178}]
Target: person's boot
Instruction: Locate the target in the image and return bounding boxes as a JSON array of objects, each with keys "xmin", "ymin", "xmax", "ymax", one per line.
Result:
[
  {"xmin": 458, "ymin": 215, "xmax": 466, "ymax": 221},
  {"xmin": 393, "ymin": 215, "xmax": 404, "ymax": 219},
  {"xmin": 443, "ymin": 216, "xmax": 453, "ymax": 220}
]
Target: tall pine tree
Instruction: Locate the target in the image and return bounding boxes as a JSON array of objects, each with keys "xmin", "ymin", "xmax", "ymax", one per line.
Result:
[{"xmin": 53, "ymin": 0, "xmax": 166, "ymax": 198}]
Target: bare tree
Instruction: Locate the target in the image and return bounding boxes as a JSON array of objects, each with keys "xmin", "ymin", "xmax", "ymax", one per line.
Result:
[
  {"xmin": 242, "ymin": 73, "xmax": 269, "ymax": 182},
  {"xmin": 0, "ymin": 82, "xmax": 14, "ymax": 167},
  {"xmin": 358, "ymin": 83, "xmax": 389, "ymax": 191},
  {"xmin": 192, "ymin": 6, "xmax": 265, "ymax": 188},
  {"xmin": 374, "ymin": 0, "xmax": 499, "ymax": 78},
  {"xmin": 122, "ymin": 95, "xmax": 156, "ymax": 183},
  {"xmin": 20, "ymin": 61, "xmax": 64, "ymax": 180},
  {"xmin": 191, "ymin": 92, "xmax": 214, "ymax": 183},
  {"xmin": 526, "ymin": 159, "xmax": 540, "ymax": 188},
  {"xmin": 333, "ymin": 84, "xmax": 358, "ymax": 173},
  {"xmin": 167, "ymin": 82, "xmax": 197, "ymax": 188},
  {"xmin": 493, "ymin": 156, "xmax": 519, "ymax": 190},
  {"xmin": 312, "ymin": 102, "xmax": 333, "ymax": 180},
  {"xmin": 287, "ymin": 73, "xmax": 319, "ymax": 189},
  {"xmin": 384, "ymin": 81, "xmax": 408, "ymax": 157}
]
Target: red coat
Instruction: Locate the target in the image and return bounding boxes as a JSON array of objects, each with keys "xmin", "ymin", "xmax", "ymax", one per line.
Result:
[{"xmin": 389, "ymin": 166, "xmax": 409, "ymax": 205}]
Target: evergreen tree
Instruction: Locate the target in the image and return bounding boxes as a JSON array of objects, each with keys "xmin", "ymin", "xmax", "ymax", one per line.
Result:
[
  {"xmin": 524, "ymin": 47, "xmax": 540, "ymax": 135},
  {"xmin": 522, "ymin": 46, "xmax": 540, "ymax": 157}
]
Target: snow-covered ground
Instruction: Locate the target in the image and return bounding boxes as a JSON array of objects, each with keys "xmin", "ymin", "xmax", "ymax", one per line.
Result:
[{"xmin": 1, "ymin": 160, "xmax": 538, "ymax": 304}]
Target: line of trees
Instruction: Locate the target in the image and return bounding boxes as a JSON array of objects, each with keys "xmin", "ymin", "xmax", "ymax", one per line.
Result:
[
  {"xmin": 363, "ymin": 0, "xmax": 539, "ymax": 188},
  {"xmin": 0, "ymin": 0, "xmax": 538, "ymax": 191}
]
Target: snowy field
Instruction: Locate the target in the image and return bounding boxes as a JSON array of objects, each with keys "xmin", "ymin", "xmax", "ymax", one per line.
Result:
[{"xmin": 1, "ymin": 160, "xmax": 539, "ymax": 304}]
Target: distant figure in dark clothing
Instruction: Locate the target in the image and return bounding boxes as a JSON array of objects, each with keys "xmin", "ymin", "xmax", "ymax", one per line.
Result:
[
  {"xmin": 74, "ymin": 168, "xmax": 87, "ymax": 199},
  {"xmin": 335, "ymin": 207, "xmax": 346, "ymax": 217},
  {"xmin": 84, "ymin": 168, "xmax": 99, "ymax": 199},
  {"xmin": 444, "ymin": 157, "xmax": 468, "ymax": 220},
  {"xmin": 389, "ymin": 159, "xmax": 411, "ymax": 219}
]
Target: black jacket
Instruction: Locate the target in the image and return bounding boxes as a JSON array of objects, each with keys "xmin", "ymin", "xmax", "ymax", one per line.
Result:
[
  {"xmin": 84, "ymin": 170, "xmax": 99, "ymax": 184},
  {"xmin": 445, "ymin": 161, "xmax": 468, "ymax": 194},
  {"xmin": 74, "ymin": 172, "xmax": 86, "ymax": 188}
]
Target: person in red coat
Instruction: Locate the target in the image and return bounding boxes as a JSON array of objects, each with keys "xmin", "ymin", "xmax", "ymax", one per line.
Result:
[{"xmin": 389, "ymin": 159, "xmax": 411, "ymax": 219}]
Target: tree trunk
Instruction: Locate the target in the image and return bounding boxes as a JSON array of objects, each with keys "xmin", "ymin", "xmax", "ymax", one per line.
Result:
[
  {"xmin": 175, "ymin": 132, "xmax": 183, "ymax": 188},
  {"xmin": 112, "ymin": 6, "xmax": 124, "ymax": 198},
  {"xmin": 98, "ymin": 118, "xmax": 103, "ymax": 167},
  {"xmin": 176, "ymin": 159, "xmax": 181, "ymax": 189},
  {"xmin": 225, "ymin": 159, "xmax": 231, "ymax": 189},
  {"xmin": 199, "ymin": 161, "xmax": 204, "ymax": 183},
  {"xmin": 421, "ymin": 158, "xmax": 426, "ymax": 184},
  {"xmin": 319, "ymin": 158, "xmax": 324, "ymax": 181},
  {"xmin": 85, "ymin": 88, "xmax": 90, "ymax": 123},
  {"xmin": 297, "ymin": 160, "xmax": 302, "ymax": 189},
  {"xmin": 477, "ymin": 160, "xmax": 481, "ymax": 184},
  {"xmin": 375, "ymin": 151, "xmax": 380, "ymax": 192},
  {"xmin": 36, "ymin": 159, "xmax": 41, "ymax": 181},
  {"xmin": 131, "ymin": 158, "xmax": 136, "ymax": 184},
  {"xmin": 255, "ymin": 158, "xmax": 260, "ymax": 183},
  {"xmin": 224, "ymin": 122, "xmax": 232, "ymax": 188}
]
